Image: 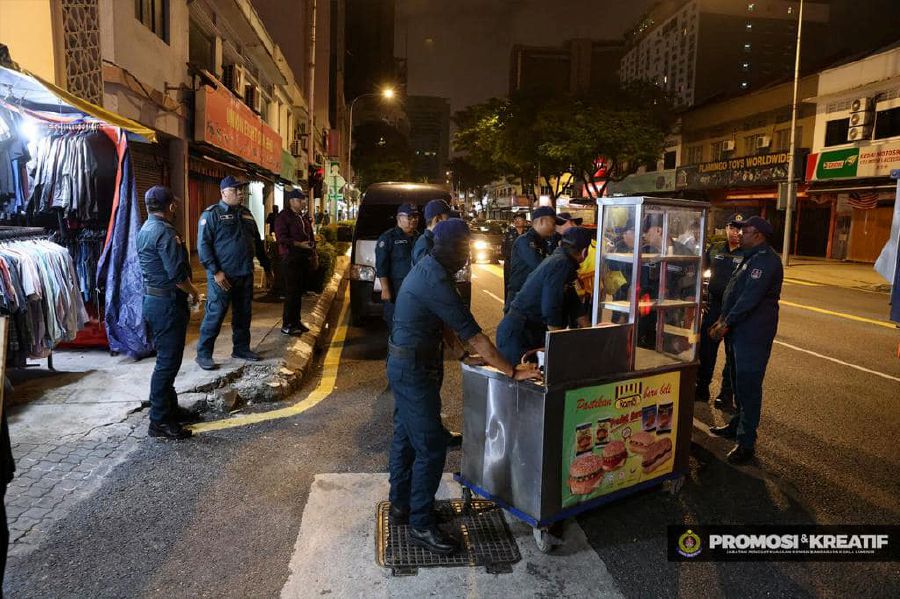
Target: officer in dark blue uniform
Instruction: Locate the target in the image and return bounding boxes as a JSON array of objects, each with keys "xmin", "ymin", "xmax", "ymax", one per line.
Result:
[
  {"xmin": 412, "ymin": 199, "xmax": 453, "ymax": 265},
  {"xmin": 505, "ymin": 206, "xmax": 561, "ymax": 308},
  {"xmin": 195, "ymin": 176, "xmax": 272, "ymax": 370},
  {"xmin": 497, "ymin": 227, "xmax": 593, "ymax": 364},
  {"xmin": 375, "ymin": 203, "xmax": 420, "ymax": 330},
  {"xmin": 709, "ymin": 216, "xmax": 783, "ymax": 464},
  {"xmin": 501, "ymin": 213, "xmax": 527, "ymax": 295},
  {"xmin": 137, "ymin": 186, "xmax": 201, "ymax": 440},
  {"xmin": 544, "ymin": 211, "xmax": 582, "ymax": 255},
  {"xmin": 388, "ymin": 219, "xmax": 539, "ymax": 554},
  {"xmin": 696, "ymin": 214, "xmax": 745, "ymax": 408}
]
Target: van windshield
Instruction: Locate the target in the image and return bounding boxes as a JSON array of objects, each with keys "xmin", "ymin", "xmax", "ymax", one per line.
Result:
[{"xmin": 354, "ymin": 205, "xmax": 425, "ymax": 239}]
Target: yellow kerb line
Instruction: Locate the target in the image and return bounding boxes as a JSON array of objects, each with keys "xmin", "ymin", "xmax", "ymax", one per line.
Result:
[
  {"xmin": 189, "ymin": 291, "xmax": 351, "ymax": 434},
  {"xmin": 782, "ymin": 277, "xmax": 822, "ymax": 287},
  {"xmin": 779, "ymin": 299, "xmax": 896, "ymax": 329}
]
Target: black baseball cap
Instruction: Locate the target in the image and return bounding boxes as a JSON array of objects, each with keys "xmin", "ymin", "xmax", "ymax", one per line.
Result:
[
  {"xmin": 727, "ymin": 213, "xmax": 746, "ymax": 227},
  {"xmin": 220, "ymin": 175, "xmax": 246, "ymax": 190},
  {"xmin": 424, "ymin": 199, "xmax": 452, "ymax": 221},
  {"xmin": 532, "ymin": 206, "xmax": 566, "ymax": 225},
  {"xmin": 433, "ymin": 218, "xmax": 470, "ymax": 246},
  {"xmin": 741, "ymin": 216, "xmax": 774, "ymax": 237},
  {"xmin": 397, "ymin": 203, "xmax": 419, "ymax": 217},
  {"xmin": 144, "ymin": 185, "xmax": 174, "ymax": 211},
  {"xmin": 558, "ymin": 212, "xmax": 584, "ymax": 226},
  {"xmin": 561, "ymin": 226, "xmax": 593, "ymax": 251},
  {"xmin": 286, "ymin": 188, "xmax": 307, "ymax": 200}
]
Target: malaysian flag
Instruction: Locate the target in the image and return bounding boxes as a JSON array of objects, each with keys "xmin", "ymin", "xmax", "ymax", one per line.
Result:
[{"xmin": 848, "ymin": 191, "xmax": 879, "ymax": 210}]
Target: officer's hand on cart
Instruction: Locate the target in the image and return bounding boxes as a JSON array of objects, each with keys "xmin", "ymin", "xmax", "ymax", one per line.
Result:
[
  {"xmin": 381, "ymin": 287, "xmax": 392, "ymax": 303},
  {"xmin": 214, "ymin": 271, "xmax": 232, "ymax": 291},
  {"xmin": 513, "ymin": 362, "xmax": 541, "ymax": 381}
]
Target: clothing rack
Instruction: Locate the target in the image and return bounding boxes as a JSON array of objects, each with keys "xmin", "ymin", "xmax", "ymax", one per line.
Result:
[
  {"xmin": 41, "ymin": 122, "xmax": 102, "ymax": 131},
  {"xmin": 0, "ymin": 226, "xmax": 55, "ymax": 369}
]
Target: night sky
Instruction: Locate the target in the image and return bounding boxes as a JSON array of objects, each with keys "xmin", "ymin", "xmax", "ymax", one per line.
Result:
[{"xmin": 395, "ymin": 0, "xmax": 655, "ymax": 114}]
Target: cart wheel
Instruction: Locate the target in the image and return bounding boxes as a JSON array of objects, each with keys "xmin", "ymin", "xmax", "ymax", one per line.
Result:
[
  {"xmin": 669, "ymin": 474, "xmax": 686, "ymax": 495},
  {"xmin": 533, "ymin": 527, "xmax": 556, "ymax": 554}
]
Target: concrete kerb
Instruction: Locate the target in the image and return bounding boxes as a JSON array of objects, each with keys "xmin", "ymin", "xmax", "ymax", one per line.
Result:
[{"xmin": 199, "ymin": 258, "xmax": 349, "ymax": 412}]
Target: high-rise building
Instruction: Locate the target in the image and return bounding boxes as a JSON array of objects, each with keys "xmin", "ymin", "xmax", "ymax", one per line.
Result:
[
  {"xmin": 620, "ymin": 0, "xmax": 831, "ymax": 106},
  {"xmin": 405, "ymin": 96, "xmax": 450, "ymax": 184},
  {"xmin": 509, "ymin": 39, "xmax": 624, "ymax": 95},
  {"xmin": 345, "ymin": 0, "xmax": 397, "ymax": 101}
]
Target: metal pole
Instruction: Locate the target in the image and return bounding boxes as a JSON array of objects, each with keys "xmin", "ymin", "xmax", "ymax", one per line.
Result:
[
  {"xmin": 781, "ymin": 0, "xmax": 804, "ymax": 267},
  {"xmin": 307, "ymin": 0, "xmax": 318, "ymax": 218},
  {"xmin": 348, "ymin": 99, "xmax": 354, "ymax": 182}
]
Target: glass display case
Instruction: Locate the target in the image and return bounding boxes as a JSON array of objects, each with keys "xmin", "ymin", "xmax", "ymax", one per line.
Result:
[{"xmin": 591, "ymin": 197, "xmax": 708, "ymax": 371}]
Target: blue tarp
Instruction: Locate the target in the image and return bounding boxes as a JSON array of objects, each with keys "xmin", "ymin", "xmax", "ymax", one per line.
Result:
[{"xmin": 97, "ymin": 136, "xmax": 153, "ymax": 358}]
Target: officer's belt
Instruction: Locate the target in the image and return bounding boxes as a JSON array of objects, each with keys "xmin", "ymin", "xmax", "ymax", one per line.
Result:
[
  {"xmin": 388, "ymin": 342, "xmax": 442, "ymax": 362},
  {"xmin": 144, "ymin": 286, "xmax": 183, "ymax": 299}
]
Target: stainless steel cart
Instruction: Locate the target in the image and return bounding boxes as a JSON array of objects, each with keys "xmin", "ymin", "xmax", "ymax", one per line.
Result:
[{"xmin": 455, "ymin": 197, "xmax": 709, "ymax": 553}]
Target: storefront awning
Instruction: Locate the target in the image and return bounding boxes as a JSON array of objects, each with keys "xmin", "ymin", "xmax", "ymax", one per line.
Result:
[{"xmin": 0, "ymin": 65, "xmax": 157, "ymax": 142}]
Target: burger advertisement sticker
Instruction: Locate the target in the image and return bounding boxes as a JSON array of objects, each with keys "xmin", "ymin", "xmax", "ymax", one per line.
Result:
[{"xmin": 561, "ymin": 372, "xmax": 679, "ymax": 508}]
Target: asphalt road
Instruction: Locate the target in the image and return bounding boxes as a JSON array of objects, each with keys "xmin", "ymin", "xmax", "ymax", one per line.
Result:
[{"xmin": 5, "ymin": 263, "xmax": 900, "ymax": 598}]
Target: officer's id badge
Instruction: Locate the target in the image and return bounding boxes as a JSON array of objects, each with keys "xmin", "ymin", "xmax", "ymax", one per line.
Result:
[
  {"xmin": 750, "ymin": 268, "xmax": 762, "ymax": 279},
  {"xmin": 220, "ymin": 214, "xmax": 235, "ymax": 222}
]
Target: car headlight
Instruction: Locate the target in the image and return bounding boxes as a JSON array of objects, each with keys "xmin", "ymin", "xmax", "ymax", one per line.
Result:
[
  {"xmin": 454, "ymin": 263, "xmax": 471, "ymax": 282},
  {"xmin": 472, "ymin": 240, "xmax": 489, "ymax": 250},
  {"xmin": 703, "ymin": 268, "xmax": 712, "ymax": 279},
  {"xmin": 350, "ymin": 264, "xmax": 376, "ymax": 281}
]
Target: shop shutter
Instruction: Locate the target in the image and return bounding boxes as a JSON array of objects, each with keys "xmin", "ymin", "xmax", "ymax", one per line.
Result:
[{"xmin": 130, "ymin": 143, "xmax": 170, "ymax": 223}]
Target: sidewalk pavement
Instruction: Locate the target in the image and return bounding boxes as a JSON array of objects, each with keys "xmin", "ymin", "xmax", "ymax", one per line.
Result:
[
  {"xmin": 783, "ymin": 257, "xmax": 891, "ymax": 292},
  {"xmin": 4, "ymin": 256, "xmax": 348, "ymax": 555}
]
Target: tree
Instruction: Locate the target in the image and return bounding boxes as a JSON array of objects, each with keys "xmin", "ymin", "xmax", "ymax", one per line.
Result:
[{"xmin": 351, "ymin": 121, "xmax": 413, "ymax": 191}]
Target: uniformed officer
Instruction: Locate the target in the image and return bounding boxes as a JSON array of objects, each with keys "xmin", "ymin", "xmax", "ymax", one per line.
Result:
[
  {"xmin": 375, "ymin": 203, "xmax": 420, "ymax": 330},
  {"xmin": 500, "ymin": 212, "xmax": 527, "ymax": 295},
  {"xmin": 497, "ymin": 227, "xmax": 594, "ymax": 365},
  {"xmin": 195, "ymin": 176, "xmax": 273, "ymax": 370},
  {"xmin": 137, "ymin": 186, "xmax": 201, "ymax": 440},
  {"xmin": 388, "ymin": 219, "xmax": 539, "ymax": 555},
  {"xmin": 708, "ymin": 216, "xmax": 783, "ymax": 465},
  {"xmin": 412, "ymin": 199, "xmax": 453, "ymax": 265},
  {"xmin": 544, "ymin": 211, "xmax": 582, "ymax": 254},
  {"xmin": 505, "ymin": 206, "xmax": 560, "ymax": 308},
  {"xmin": 696, "ymin": 214, "xmax": 745, "ymax": 408}
]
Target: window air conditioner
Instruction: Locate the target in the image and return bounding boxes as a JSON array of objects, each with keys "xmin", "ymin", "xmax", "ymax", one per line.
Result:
[
  {"xmin": 722, "ymin": 140, "xmax": 735, "ymax": 152},
  {"xmin": 755, "ymin": 135, "xmax": 771, "ymax": 149},
  {"xmin": 222, "ymin": 64, "xmax": 245, "ymax": 95},
  {"xmin": 847, "ymin": 125, "xmax": 871, "ymax": 142},
  {"xmin": 850, "ymin": 97, "xmax": 872, "ymax": 113}
]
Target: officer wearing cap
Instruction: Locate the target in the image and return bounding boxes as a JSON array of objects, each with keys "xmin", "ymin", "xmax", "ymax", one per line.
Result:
[
  {"xmin": 696, "ymin": 214, "xmax": 746, "ymax": 409},
  {"xmin": 275, "ymin": 188, "xmax": 316, "ymax": 336},
  {"xmin": 506, "ymin": 206, "xmax": 561, "ymax": 308},
  {"xmin": 195, "ymin": 176, "xmax": 273, "ymax": 370},
  {"xmin": 545, "ymin": 211, "xmax": 583, "ymax": 254},
  {"xmin": 388, "ymin": 218, "xmax": 539, "ymax": 555},
  {"xmin": 501, "ymin": 213, "xmax": 528, "ymax": 295},
  {"xmin": 376, "ymin": 203, "xmax": 420, "ymax": 330},
  {"xmin": 497, "ymin": 227, "xmax": 593, "ymax": 364},
  {"xmin": 137, "ymin": 186, "xmax": 201, "ymax": 440},
  {"xmin": 412, "ymin": 199, "xmax": 453, "ymax": 265},
  {"xmin": 708, "ymin": 216, "xmax": 783, "ymax": 465}
]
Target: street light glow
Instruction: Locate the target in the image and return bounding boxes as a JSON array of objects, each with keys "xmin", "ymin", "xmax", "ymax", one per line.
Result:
[{"xmin": 382, "ymin": 87, "xmax": 396, "ymax": 99}]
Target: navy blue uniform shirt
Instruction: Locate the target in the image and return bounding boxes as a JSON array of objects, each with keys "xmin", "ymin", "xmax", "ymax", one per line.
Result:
[
  {"xmin": 508, "ymin": 247, "xmax": 580, "ymax": 328},
  {"xmin": 197, "ymin": 201, "xmax": 270, "ymax": 278},
  {"xmin": 706, "ymin": 241, "xmax": 745, "ymax": 301},
  {"xmin": 137, "ymin": 214, "xmax": 190, "ymax": 290},
  {"xmin": 411, "ymin": 228, "xmax": 434, "ymax": 266},
  {"xmin": 506, "ymin": 228, "xmax": 547, "ymax": 305},
  {"xmin": 721, "ymin": 243, "xmax": 783, "ymax": 337},
  {"xmin": 500, "ymin": 226, "xmax": 523, "ymax": 261},
  {"xmin": 390, "ymin": 255, "xmax": 481, "ymax": 349},
  {"xmin": 375, "ymin": 226, "xmax": 418, "ymax": 287}
]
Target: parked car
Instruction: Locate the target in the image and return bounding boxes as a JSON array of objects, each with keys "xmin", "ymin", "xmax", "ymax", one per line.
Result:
[
  {"xmin": 469, "ymin": 220, "xmax": 505, "ymax": 263},
  {"xmin": 348, "ymin": 182, "xmax": 472, "ymax": 326}
]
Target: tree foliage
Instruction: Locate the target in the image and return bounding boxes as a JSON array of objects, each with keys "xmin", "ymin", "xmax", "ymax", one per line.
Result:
[{"xmin": 351, "ymin": 121, "xmax": 413, "ymax": 191}]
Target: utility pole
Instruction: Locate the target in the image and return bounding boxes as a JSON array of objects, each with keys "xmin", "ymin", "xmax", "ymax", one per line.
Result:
[
  {"xmin": 307, "ymin": 0, "xmax": 318, "ymax": 219},
  {"xmin": 782, "ymin": 0, "xmax": 804, "ymax": 267}
]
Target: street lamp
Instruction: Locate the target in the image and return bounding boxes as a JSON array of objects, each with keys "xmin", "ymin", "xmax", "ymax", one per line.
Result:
[
  {"xmin": 781, "ymin": 0, "xmax": 804, "ymax": 267},
  {"xmin": 347, "ymin": 87, "xmax": 396, "ymax": 182}
]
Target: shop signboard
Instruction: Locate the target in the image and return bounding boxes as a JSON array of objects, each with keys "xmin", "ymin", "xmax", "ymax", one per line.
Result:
[
  {"xmin": 281, "ymin": 150, "xmax": 297, "ymax": 183},
  {"xmin": 676, "ymin": 151, "xmax": 806, "ymax": 190},
  {"xmin": 608, "ymin": 169, "xmax": 676, "ymax": 195},
  {"xmin": 806, "ymin": 141, "xmax": 900, "ymax": 181},
  {"xmin": 195, "ymin": 85, "xmax": 282, "ymax": 175},
  {"xmin": 561, "ymin": 371, "xmax": 680, "ymax": 509}
]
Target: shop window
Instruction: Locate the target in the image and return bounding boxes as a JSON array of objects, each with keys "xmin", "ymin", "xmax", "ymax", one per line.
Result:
[
  {"xmin": 189, "ymin": 19, "xmax": 214, "ymax": 72},
  {"xmin": 135, "ymin": 0, "xmax": 169, "ymax": 43},
  {"xmin": 685, "ymin": 145, "xmax": 703, "ymax": 164},
  {"xmin": 874, "ymin": 106, "xmax": 900, "ymax": 140},
  {"xmin": 824, "ymin": 118, "xmax": 850, "ymax": 146}
]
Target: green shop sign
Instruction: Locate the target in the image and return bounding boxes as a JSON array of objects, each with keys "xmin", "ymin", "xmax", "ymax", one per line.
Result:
[{"xmin": 814, "ymin": 147, "xmax": 859, "ymax": 180}]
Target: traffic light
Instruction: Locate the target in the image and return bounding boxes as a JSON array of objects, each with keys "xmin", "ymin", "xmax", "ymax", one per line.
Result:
[{"xmin": 308, "ymin": 165, "xmax": 324, "ymax": 198}]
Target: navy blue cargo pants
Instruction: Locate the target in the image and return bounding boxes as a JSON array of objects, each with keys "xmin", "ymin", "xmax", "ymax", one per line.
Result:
[
  {"xmin": 144, "ymin": 292, "xmax": 189, "ymax": 424},
  {"xmin": 197, "ymin": 274, "xmax": 254, "ymax": 358},
  {"xmin": 725, "ymin": 330, "xmax": 775, "ymax": 449},
  {"xmin": 697, "ymin": 300, "xmax": 734, "ymax": 396}
]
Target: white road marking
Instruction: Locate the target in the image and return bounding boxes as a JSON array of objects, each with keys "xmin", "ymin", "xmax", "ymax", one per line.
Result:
[
  {"xmin": 773, "ymin": 340, "xmax": 900, "ymax": 383},
  {"xmin": 483, "ymin": 290, "xmax": 505, "ymax": 305},
  {"xmin": 281, "ymin": 473, "xmax": 623, "ymax": 599}
]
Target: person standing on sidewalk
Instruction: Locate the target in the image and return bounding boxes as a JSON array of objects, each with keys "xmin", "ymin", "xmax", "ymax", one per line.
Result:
[
  {"xmin": 195, "ymin": 176, "xmax": 272, "ymax": 370},
  {"xmin": 696, "ymin": 214, "xmax": 745, "ymax": 409},
  {"xmin": 412, "ymin": 199, "xmax": 453, "ymax": 265},
  {"xmin": 137, "ymin": 186, "xmax": 201, "ymax": 440},
  {"xmin": 501, "ymin": 213, "xmax": 527, "ymax": 297},
  {"xmin": 375, "ymin": 203, "xmax": 419, "ymax": 331},
  {"xmin": 387, "ymin": 219, "xmax": 539, "ymax": 555},
  {"xmin": 275, "ymin": 188, "xmax": 317, "ymax": 336},
  {"xmin": 708, "ymin": 216, "xmax": 783, "ymax": 465}
]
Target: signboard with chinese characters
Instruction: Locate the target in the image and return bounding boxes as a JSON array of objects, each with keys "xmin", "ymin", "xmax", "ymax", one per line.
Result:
[
  {"xmin": 676, "ymin": 151, "xmax": 806, "ymax": 190},
  {"xmin": 195, "ymin": 84, "xmax": 282, "ymax": 174},
  {"xmin": 806, "ymin": 141, "xmax": 900, "ymax": 181}
]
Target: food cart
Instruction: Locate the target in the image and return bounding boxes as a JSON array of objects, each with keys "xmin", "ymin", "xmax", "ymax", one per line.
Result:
[{"xmin": 455, "ymin": 196, "xmax": 708, "ymax": 552}]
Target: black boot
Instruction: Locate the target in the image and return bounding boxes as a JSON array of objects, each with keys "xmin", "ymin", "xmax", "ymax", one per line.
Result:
[
  {"xmin": 714, "ymin": 391, "xmax": 735, "ymax": 411},
  {"xmin": 709, "ymin": 424, "xmax": 737, "ymax": 439},
  {"xmin": 726, "ymin": 445, "xmax": 755, "ymax": 465},
  {"xmin": 148, "ymin": 421, "xmax": 192, "ymax": 440},
  {"xmin": 408, "ymin": 526, "xmax": 460, "ymax": 555},
  {"xmin": 694, "ymin": 385, "xmax": 710, "ymax": 403},
  {"xmin": 446, "ymin": 431, "xmax": 463, "ymax": 450},
  {"xmin": 389, "ymin": 504, "xmax": 410, "ymax": 525}
]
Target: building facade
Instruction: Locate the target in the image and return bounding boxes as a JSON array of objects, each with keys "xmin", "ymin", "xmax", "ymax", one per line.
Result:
[
  {"xmin": 509, "ymin": 39, "xmax": 624, "ymax": 96},
  {"xmin": 406, "ymin": 96, "xmax": 450, "ymax": 184}
]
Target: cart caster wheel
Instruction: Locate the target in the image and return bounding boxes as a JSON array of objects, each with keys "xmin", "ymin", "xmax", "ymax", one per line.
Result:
[
  {"xmin": 533, "ymin": 527, "xmax": 556, "ymax": 554},
  {"xmin": 669, "ymin": 475, "xmax": 686, "ymax": 495},
  {"xmin": 461, "ymin": 487, "xmax": 473, "ymax": 514}
]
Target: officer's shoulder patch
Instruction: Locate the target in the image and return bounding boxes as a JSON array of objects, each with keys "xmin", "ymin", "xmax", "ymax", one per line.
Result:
[
  {"xmin": 750, "ymin": 268, "xmax": 762, "ymax": 279},
  {"xmin": 378, "ymin": 240, "xmax": 385, "ymax": 248},
  {"xmin": 200, "ymin": 218, "xmax": 206, "ymax": 226},
  {"xmin": 175, "ymin": 235, "xmax": 183, "ymax": 245}
]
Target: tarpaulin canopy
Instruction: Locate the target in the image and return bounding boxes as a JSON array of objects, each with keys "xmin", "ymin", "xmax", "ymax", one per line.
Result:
[{"xmin": 0, "ymin": 65, "xmax": 157, "ymax": 142}]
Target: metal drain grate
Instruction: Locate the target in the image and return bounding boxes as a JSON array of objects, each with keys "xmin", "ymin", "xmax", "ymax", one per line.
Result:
[{"xmin": 376, "ymin": 499, "xmax": 521, "ymax": 575}]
